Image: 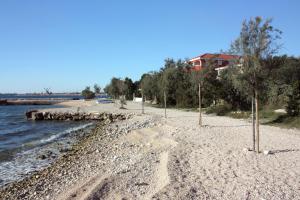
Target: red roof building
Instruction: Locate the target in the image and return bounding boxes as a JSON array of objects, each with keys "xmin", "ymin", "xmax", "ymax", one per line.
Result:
[{"xmin": 189, "ymin": 53, "xmax": 241, "ymax": 72}]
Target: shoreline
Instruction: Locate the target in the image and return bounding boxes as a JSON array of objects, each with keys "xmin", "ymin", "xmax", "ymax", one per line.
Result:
[
  {"xmin": 0, "ymin": 121, "xmax": 96, "ymax": 188},
  {"xmin": 0, "ymin": 122, "xmax": 101, "ymax": 198},
  {"xmin": 0, "ymin": 112, "xmax": 138, "ymax": 199},
  {"xmin": 0, "ymin": 101, "xmax": 131, "ymax": 191},
  {"xmin": 0, "ymin": 108, "xmax": 158, "ymax": 199}
]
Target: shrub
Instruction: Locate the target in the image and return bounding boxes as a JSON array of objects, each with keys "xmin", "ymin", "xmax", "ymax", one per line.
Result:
[
  {"xmin": 81, "ymin": 87, "xmax": 96, "ymax": 100},
  {"xmin": 286, "ymin": 82, "xmax": 300, "ymax": 116},
  {"xmin": 205, "ymin": 103, "xmax": 232, "ymax": 116}
]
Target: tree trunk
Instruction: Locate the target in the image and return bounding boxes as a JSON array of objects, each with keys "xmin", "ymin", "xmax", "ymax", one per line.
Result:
[
  {"xmin": 252, "ymin": 96, "xmax": 255, "ymax": 151},
  {"xmin": 164, "ymin": 90, "xmax": 167, "ymax": 118},
  {"xmin": 255, "ymin": 89, "xmax": 260, "ymax": 153},
  {"xmin": 142, "ymin": 90, "xmax": 145, "ymax": 114},
  {"xmin": 199, "ymin": 83, "xmax": 202, "ymax": 126}
]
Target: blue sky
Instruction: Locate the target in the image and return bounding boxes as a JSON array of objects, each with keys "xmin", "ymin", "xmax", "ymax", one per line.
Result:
[{"xmin": 0, "ymin": 0, "xmax": 299, "ymax": 93}]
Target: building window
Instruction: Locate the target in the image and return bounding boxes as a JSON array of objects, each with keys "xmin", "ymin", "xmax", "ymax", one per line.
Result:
[{"xmin": 194, "ymin": 61, "xmax": 200, "ymax": 66}]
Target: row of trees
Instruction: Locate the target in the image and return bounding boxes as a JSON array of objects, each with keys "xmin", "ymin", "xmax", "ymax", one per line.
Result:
[
  {"xmin": 104, "ymin": 77, "xmax": 140, "ymax": 100},
  {"xmin": 104, "ymin": 18, "xmax": 299, "ymax": 119},
  {"xmin": 104, "ymin": 55, "xmax": 299, "ymax": 118},
  {"xmin": 81, "ymin": 84, "xmax": 101, "ymax": 99}
]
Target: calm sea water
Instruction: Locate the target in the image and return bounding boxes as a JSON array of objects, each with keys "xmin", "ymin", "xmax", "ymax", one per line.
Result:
[{"xmin": 0, "ymin": 104, "xmax": 93, "ymax": 186}]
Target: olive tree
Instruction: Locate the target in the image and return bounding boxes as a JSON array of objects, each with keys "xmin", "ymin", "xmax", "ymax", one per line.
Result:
[
  {"xmin": 231, "ymin": 17, "xmax": 282, "ymax": 153},
  {"xmin": 94, "ymin": 84, "xmax": 101, "ymax": 94}
]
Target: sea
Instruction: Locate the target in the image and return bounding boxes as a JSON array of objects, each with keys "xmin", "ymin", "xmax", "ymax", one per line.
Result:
[{"xmin": 0, "ymin": 95, "xmax": 96, "ymax": 187}]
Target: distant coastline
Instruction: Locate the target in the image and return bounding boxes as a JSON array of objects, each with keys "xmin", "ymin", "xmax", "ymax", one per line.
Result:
[
  {"xmin": 0, "ymin": 93, "xmax": 81, "ymax": 100},
  {"xmin": 0, "ymin": 92, "xmax": 81, "ymax": 96},
  {"xmin": 0, "ymin": 93, "xmax": 107, "ymax": 100},
  {"xmin": 0, "ymin": 94, "xmax": 82, "ymax": 106},
  {"xmin": 0, "ymin": 94, "xmax": 109, "ymax": 106},
  {"xmin": 0, "ymin": 99, "xmax": 64, "ymax": 106}
]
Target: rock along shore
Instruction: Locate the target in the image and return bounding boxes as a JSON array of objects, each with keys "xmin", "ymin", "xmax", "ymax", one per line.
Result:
[{"xmin": 26, "ymin": 110, "xmax": 133, "ymax": 122}]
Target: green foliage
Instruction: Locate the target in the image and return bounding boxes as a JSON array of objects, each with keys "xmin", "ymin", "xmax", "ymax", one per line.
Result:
[
  {"xmin": 160, "ymin": 59, "xmax": 179, "ymax": 105},
  {"xmin": 124, "ymin": 77, "xmax": 135, "ymax": 100},
  {"xmin": 259, "ymin": 109, "xmax": 300, "ymax": 129},
  {"xmin": 140, "ymin": 59, "xmax": 196, "ymax": 108},
  {"xmin": 140, "ymin": 72, "xmax": 160, "ymax": 101},
  {"xmin": 227, "ymin": 111, "xmax": 251, "ymax": 119},
  {"xmin": 205, "ymin": 103, "xmax": 232, "ymax": 116},
  {"xmin": 94, "ymin": 84, "xmax": 101, "ymax": 94},
  {"xmin": 200, "ymin": 64, "xmax": 222, "ymax": 107},
  {"xmin": 265, "ymin": 56, "xmax": 300, "ymax": 116},
  {"xmin": 174, "ymin": 65, "xmax": 194, "ymax": 107},
  {"xmin": 104, "ymin": 77, "xmax": 128, "ymax": 99},
  {"xmin": 81, "ymin": 86, "xmax": 95, "ymax": 99},
  {"xmin": 219, "ymin": 68, "xmax": 251, "ymax": 110},
  {"xmin": 230, "ymin": 17, "xmax": 282, "ymax": 97},
  {"xmin": 286, "ymin": 83, "xmax": 300, "ymax": 116},
  {"xmin": 268, "ymin": 115, "xmax": 300, "ymax": 129}
]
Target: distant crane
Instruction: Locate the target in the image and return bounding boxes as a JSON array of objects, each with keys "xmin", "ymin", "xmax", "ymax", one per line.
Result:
[{"xmin": 44, "ymin": 88, "xmax": 53, "ymax": 95}]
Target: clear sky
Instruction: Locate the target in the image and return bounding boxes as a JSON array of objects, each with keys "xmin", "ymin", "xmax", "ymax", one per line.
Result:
[{"xmin": 0, "ymin": 0, "xmax": 299, "ymax": 93}]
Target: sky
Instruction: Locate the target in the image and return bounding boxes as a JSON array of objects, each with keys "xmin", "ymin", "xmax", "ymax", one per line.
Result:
[{"xmin": 0, "ymin": 0, "xmax": 300, "ymax": 93}]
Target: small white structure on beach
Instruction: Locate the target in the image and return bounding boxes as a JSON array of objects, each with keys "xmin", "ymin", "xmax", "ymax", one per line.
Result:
[{"xmin": 133, "ymin": 97, "xmax": 143, "ymax": 102}]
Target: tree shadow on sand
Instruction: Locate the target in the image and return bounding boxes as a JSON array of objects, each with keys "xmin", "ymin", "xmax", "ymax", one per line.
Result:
[
  {"xmin": 269, "ymin": 149, "xmax": 300, "ymax": 154},
  {"xmin": 204, "ymin": 125, "xmax": 250, "ymax": 128}
]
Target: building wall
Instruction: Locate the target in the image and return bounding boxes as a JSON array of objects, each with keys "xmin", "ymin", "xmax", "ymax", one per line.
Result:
[{"xmin": 189, "ymin": 54, "xmax": 240, "ymax": 71}]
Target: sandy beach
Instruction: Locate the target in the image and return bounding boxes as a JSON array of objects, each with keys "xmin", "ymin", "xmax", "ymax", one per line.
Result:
[{"xmin": 1, "ymin": 100, "xmax": 299, "ymax": 200}]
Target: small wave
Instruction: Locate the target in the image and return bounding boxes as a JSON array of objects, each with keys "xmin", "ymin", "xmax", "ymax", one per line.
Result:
[
  {"xmin": 39, "ymin": 122, "xmax": 94, "ymax": 144},
  {"xmin": 20, "ymin": 122, "xmax": 94, "ymax": 148}
]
